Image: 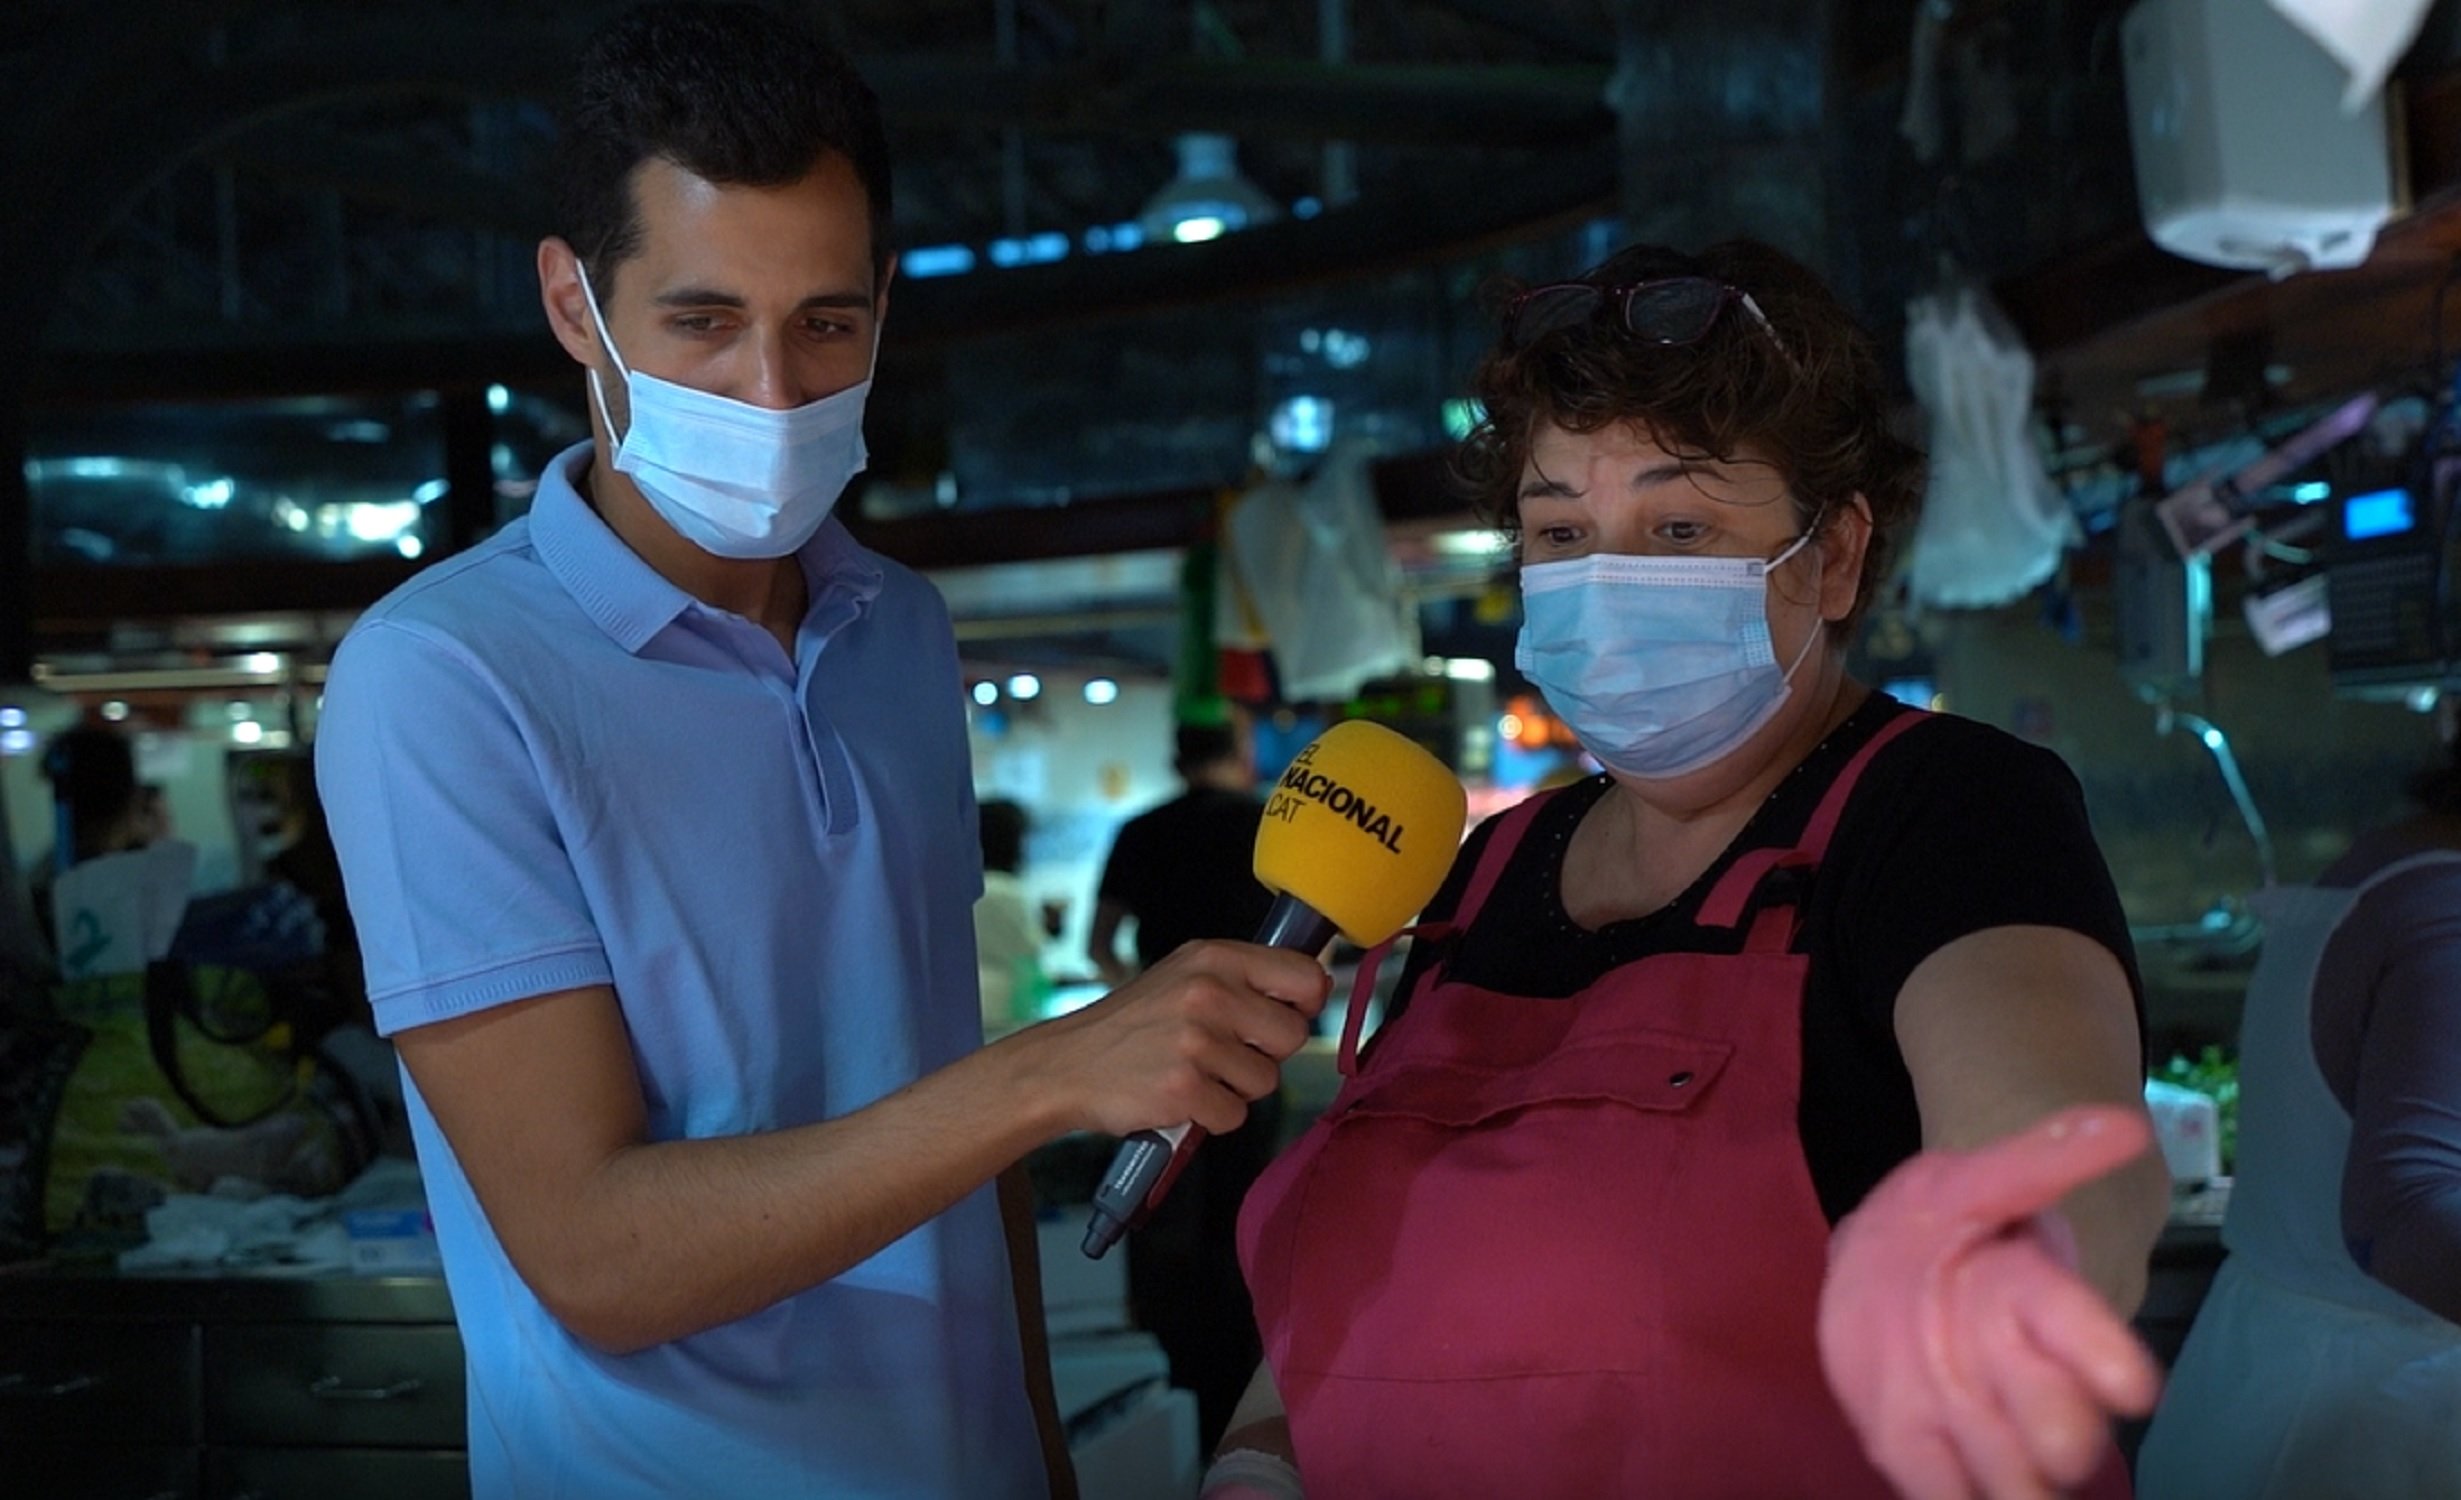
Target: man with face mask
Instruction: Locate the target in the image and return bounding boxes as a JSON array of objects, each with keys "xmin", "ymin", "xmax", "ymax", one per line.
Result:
[{"xmin": 313, "ymin": 8, "xmax": 1329, "ymax": 1498}]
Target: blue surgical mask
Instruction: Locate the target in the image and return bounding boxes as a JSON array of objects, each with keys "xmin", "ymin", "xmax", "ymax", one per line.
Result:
[
  {"xmin": 578, "ymin": 263, "xmax": 873, "ymax": 560},
  {"xmin": 1514, "ymin": 532, "xmax": 1822, "ymax": 780}
]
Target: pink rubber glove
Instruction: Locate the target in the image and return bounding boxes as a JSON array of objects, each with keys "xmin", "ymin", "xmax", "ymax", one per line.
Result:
[{"xmin": 1818, "ymin": 1104, "xmax": 2163, "ymax": 1500}]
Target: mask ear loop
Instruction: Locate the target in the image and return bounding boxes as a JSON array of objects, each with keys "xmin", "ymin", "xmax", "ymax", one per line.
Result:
[
  {"xmin": 858, "ymin": 306, "xmax": 883, "ymax": 387},
  {"xmin": 1766, "ymin": 504, "xmax": 1833, "ymax": 684},
  {"xmin": 575, "ymin": 261, "xmax": 635, "ymax": 454},
  {"xmin": 1755, "ymin": 503, "xmax": 1826, "ymax": 576}
]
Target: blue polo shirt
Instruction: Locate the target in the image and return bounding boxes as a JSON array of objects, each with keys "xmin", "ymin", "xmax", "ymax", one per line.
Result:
[{"xmin": 316, "ymin": 442, "xmax": 1042, "ymax": 1500}]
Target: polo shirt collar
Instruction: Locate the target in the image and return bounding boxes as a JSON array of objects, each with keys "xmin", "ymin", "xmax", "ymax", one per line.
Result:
[
  {"xmin": 532, "ymin": 442, "xmax": 693, "ymax": 653},
  {"xmin": 532, "ymin": 440, "xmax": 887, "ymax": 654},
  {"xmin": 798, "ymin": 511, "xmax": 886, "ymax": 614}
]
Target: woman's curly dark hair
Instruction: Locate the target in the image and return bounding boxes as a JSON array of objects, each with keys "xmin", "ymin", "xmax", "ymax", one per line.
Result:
[{"xmin": 1454, "ymin": 238, "xmax": 1925, "ymax": 633}]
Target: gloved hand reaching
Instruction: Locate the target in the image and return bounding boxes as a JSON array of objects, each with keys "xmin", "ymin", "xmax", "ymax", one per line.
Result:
[{"xmin": 1818, "ymin": 1104, "xmax": 2163, "ymax": 1500}]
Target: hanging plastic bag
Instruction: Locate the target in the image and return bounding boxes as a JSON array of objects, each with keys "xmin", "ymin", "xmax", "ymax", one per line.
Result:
[
  {"xmin": 1219, "ymin": 439, "xmax": 1420, "ymax": 700},
  {"xmin": 2267, "ymin": 0, "xmax": 2436, "ymax": 111},
  {"xmin": 1904, "ymin": 282, "xmax": 2078, "ymax": 608}
]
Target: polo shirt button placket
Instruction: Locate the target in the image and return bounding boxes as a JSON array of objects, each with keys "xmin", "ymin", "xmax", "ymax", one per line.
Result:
[{"xmin": 793, "ymin": 588, "xmax": 866, "ymax": 840}]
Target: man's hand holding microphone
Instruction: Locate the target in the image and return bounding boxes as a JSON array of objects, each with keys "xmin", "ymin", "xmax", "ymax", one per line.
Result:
[
  {"xmin": 1018, "ymin": 938, "xmax": 1328, "ymax": 1145},
  {"xmin": 994, "ymin": 721, "xmax": 1468, "ymax": 1259}
]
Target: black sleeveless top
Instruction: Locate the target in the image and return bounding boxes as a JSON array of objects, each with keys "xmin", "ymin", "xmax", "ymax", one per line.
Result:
[{"xmin": 1387, "ymin": 695, "xmax": 2144, "ymax": 1223}]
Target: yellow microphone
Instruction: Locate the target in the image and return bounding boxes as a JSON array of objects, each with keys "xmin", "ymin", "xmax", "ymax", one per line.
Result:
[{"xmin": 1082, "ymin": 720, "xmax": 1467, "ymax": 1258}]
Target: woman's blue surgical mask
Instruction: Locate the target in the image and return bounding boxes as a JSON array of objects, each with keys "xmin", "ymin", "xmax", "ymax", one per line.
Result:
[
  {"xmin": 1515, "ymin": 530, "xmax": 1823, "ymax": 781},
  {"xmin": 578, "ymin": 263, "xmax": 873, "ymax": 560}
]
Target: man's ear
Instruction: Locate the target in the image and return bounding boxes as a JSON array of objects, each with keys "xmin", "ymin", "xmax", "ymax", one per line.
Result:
[
  {"xmin": 1820, "ymin": 493, "xmax": 1876, "ymax": 624},
  {"xmin": 536, "ymin": 238, "xmax": 599, "ymax": 367}
]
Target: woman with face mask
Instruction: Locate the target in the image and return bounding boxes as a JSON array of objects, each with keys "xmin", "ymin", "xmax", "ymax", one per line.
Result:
[{"xmin": 1203, "ymin": 240, "xmax": 2172, "ymax": 1500}]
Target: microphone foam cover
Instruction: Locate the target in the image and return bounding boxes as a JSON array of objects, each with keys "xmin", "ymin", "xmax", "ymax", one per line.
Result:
[{"xmin": 1254, "ymin": 720, "xmax": 1468, "ymax": 947}]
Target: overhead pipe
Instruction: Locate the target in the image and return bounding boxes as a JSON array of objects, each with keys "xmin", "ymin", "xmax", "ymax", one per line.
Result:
[{"xmin": 1319, "ymin": 0, "xmax": 1356, "ymax": 208}]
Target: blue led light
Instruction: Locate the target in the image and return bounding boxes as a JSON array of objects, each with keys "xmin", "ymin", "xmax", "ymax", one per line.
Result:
[
  {"xmin": 2344, "ymin": 487, "xmax": 2414, "ymax": 540},
  {"xmin": 902, "ymin": 245, "xmax": 977, "ymax": 278}
]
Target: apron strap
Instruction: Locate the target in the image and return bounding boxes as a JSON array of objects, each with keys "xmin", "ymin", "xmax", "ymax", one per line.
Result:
[
  {"xmin": 1339, "ymin": 920, "xmax": 1459, "ymax": 1076},
  {"xmin": 1696, "ymin": 707, "xmax": 1933, "ymax": 949},
  {"xmin": 2348, "ymin": 847, "xmax": 2461, "ymax": 900},
  {"xmin": 1453, "ymin": 791, "xmax": 1556, "ymax": 931},
  {"xmin": 1335, "ymin": 790, "xmax": 1558, "ymax": 1076},
  {"xmin": 1795, "ymin": 707, "xmax": 1929, "ymax": 864}
]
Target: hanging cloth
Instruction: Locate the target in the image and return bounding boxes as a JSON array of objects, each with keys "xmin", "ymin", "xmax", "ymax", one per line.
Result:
[{"xmin": 1904, "ymin": 280, "xmax": 2078, "ymax": 608}]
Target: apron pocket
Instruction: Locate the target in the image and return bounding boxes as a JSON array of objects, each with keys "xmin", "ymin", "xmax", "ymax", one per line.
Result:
[
  {"xmin": 1268, "ymin": 1032, "xmax": 1735, "ymax": 1385},
  {"xmin": 1333, "ymin": 1032, "xmax": 1733, "ymax": 1128}
]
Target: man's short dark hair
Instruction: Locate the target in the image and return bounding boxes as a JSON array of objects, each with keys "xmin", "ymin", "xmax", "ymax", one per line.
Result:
[
  {"xmin": 41, "ymin": 725, "xmax": 138, "ymax": 862},
  {"xmin": 1173, "ymin": 724, "xmax": 1240, "ymax": 779},
  {"xmin": 553, "ymin": 1, "xmax": 895, "ymax": 294}
]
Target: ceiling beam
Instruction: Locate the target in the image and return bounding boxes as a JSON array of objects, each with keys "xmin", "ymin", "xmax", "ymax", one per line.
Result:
[
  {"xmin": 211, "ymin": 127, "xmax": 550, "ymax": 242},
  {"xmin": 30, "ymin": 558, "xmax": 422, "ymax": 636},
  {"xmin": 845, "ymin": 447, "xmax": 1471, "ymax": 572},
  {"xmin": 888, "ymin": 143, "xmax": 1617, "ymax": 349},
  {"xmin": 24, "ymin": 448, "xmax": 1479, "ymax": 634},
  {"xmin": 861, "ymin": 56, "xmax": 1612, "ymax": 146},
  {"xmin": 7, "ymin": 21, "xmax": 1616, "ymax": 346},
  {"xmin": 27, "ymin": 139, "xmax": 1618, "ymax": 396},
  {"xmin": 1418, "ymin": 0, "xmax": 1618, "ymax": 62}
]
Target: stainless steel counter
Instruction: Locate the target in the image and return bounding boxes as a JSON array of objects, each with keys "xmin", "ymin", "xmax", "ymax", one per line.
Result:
[{"xmin": 0, "ymin": 1261, "xmax": 453, "ymax": 1322}]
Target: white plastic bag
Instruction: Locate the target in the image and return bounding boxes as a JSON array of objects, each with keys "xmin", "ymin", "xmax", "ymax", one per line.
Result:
[
  {"xmin": 2267, "ymin": 0, "xmax": 2436, "ymax": 111},
  {"xmin": 1904, "ymin": 284, "xmax": 2078, "ymax": 609},
  {"xmin": 1219, "ymin": 440, "xmax": 1420, "ymax": 700}
]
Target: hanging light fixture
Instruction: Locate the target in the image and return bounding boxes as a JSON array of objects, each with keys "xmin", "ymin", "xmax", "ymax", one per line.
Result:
[{"xmin": 1138, "ymin": 133, "xmax": 1281, "ymax": 245}]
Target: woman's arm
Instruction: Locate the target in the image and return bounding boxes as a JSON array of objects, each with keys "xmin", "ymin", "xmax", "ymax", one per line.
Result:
[
  {"xmin": 1816, "ymin": 924, "xmax": 2166, "ymax": 1500},
  {"xmin": 2334, "ymin": 862, "xmax": 2461, "ymax": 1322},
  {"xmin": 1215, "ymin": 1361, "xmax": 1294, "ymax": 1459},
  {"xmin": 1893, "ymin": 924, "xmax": 2171, "ymax": 1311},
  {"xmin": 1204, "ymin": 1364, "xmax": 1302, "ymax": 1498}
]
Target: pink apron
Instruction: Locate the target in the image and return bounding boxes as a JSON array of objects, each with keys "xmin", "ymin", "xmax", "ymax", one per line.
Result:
[{"xmin": 1238, "ymin": 713, "xmax": 2130, "ymax": 1498}]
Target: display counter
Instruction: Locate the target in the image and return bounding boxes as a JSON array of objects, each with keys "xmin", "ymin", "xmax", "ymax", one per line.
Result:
[{"xmin": 0, "ymin": 1263, "xmax": 467, "ymax": 1500}]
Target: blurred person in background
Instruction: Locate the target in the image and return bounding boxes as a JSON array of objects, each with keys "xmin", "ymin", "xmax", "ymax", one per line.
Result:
[
  {"xmin": 39, "ymin": 724, "xmax": 147, "ymax": 870},
  {"xmin": 1088, "ymin": 721, "xmax": 1275, "ymax": 986},
  {"xmin": 1207, "ymin": 238, "xmax": 2169, "ymax": 1500},
  {"xmin": 974, "ymin": 798, "xmax": 1047, "ymax": 1029},
  {"xmin": 28, "ymin": 723, "xmax": 152, "ymax": 957},
  {"xmin": 2136, "ymin": 697, "xmax": 2461, "ymax": 1497},
  {"xmin": 1089, "ymin": 718, "xmax": 1283, "ymax": 1452}
]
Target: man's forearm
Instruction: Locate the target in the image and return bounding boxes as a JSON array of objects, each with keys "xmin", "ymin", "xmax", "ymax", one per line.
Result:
[
  {"xmin": 532, "ymin": 1039, "xmax": 1069, "ymax": 1353},
  {"xmin": 425, "ymin": 941, "xmax": 1329, "ymax": 1356}
]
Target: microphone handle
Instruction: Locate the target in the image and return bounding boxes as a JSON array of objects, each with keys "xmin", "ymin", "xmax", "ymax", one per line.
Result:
[
  {"xmin": 1250, "ymin": 890, "xmax": 1338, "ymax": 955},
  {"xmin": 1080, "ymin": 891, "xmax": 1337, "ymax": 1259}
]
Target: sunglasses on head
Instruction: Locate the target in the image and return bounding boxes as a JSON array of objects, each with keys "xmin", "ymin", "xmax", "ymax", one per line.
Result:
[{"xmin": 1501, "ymin": 275, "xmax": 1797, "ymax": 370}]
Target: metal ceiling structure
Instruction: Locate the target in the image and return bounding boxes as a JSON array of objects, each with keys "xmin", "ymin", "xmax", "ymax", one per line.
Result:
[{"xmin": 5, "ymin": 0, "xmax": 2460, "ymax": 681}]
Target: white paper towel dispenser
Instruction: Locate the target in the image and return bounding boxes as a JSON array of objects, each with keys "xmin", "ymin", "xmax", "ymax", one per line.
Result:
[{"xmin": 2121, "ymin": 0, "xmax": 2395, "ymax": 277}]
